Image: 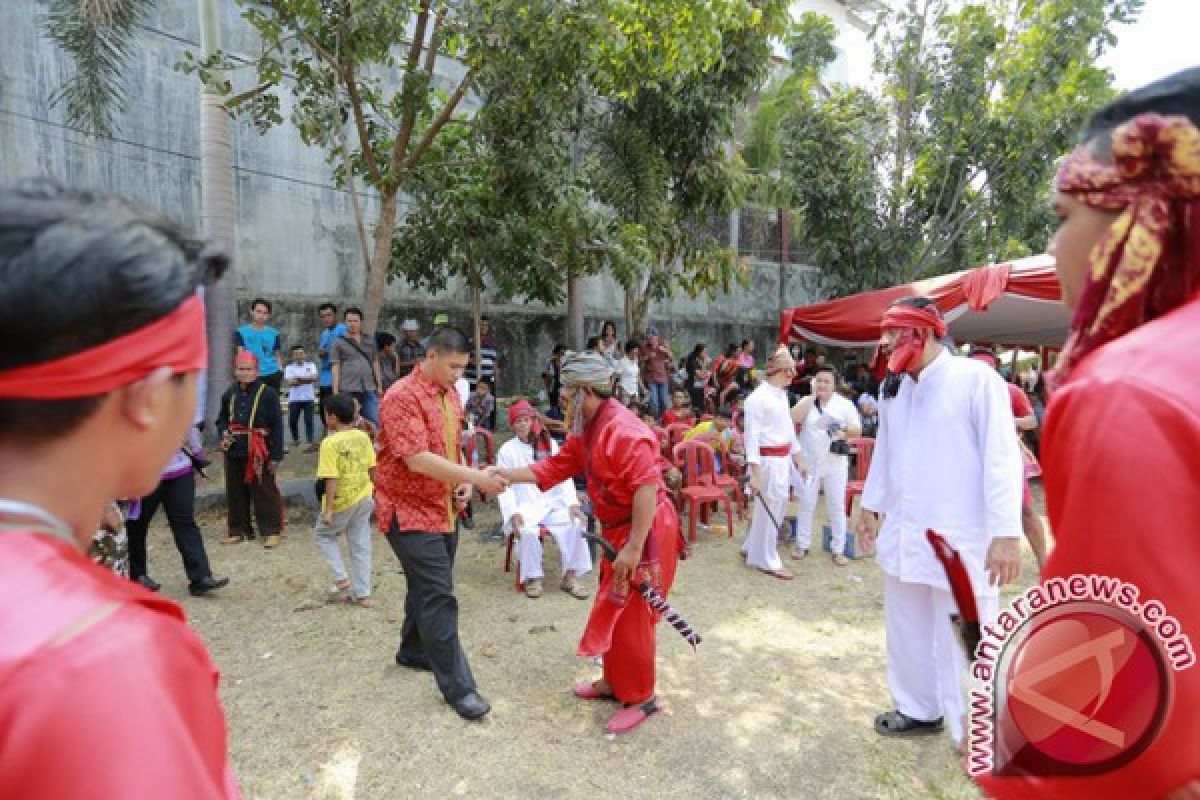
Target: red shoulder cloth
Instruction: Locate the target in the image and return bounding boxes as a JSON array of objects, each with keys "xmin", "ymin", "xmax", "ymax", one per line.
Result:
[{"xmin": 0, "ymin": 533, "xmax": 240, "ymax": 799}]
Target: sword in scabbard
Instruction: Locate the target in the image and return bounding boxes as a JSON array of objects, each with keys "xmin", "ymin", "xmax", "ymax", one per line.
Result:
[
  {"xmin": 584, "ymin": 532, "xmax": 701, "ymax": 653},
  {"xmin": 925, "ymin": 529, "xmax": 982, "ymax": 661}
]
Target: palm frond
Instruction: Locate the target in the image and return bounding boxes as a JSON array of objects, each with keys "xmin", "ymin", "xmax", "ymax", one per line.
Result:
[{"xmin": 39, "ymin": 0, "xmax": 155, "ymax": 136}]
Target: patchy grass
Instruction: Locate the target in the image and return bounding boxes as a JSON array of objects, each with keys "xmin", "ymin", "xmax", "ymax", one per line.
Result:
[{"xmin": 143, "ymin": 482, "xmax": 1047, "ymax": 800}]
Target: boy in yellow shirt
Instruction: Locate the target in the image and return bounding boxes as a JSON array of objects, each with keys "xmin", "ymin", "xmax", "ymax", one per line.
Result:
[{"xmin": 315, "ymin": 393, "xmax": 377, "ymax": 606}]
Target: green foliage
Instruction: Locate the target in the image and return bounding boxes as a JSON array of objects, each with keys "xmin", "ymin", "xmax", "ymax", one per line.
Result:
[
  {"xmin": 747, "ymin": 0, "xmax": 1143, "ymax": 297},
  {"xmin": 589, "ymin": 0, "xmax": 788, "ymax": 326},
  {"xmin": 39, "ymin": 0, "xmax": 157, "ymax": 136}
]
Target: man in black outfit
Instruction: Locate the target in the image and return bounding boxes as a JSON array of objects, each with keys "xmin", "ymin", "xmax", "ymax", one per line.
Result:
[{"xmin": 126, "ymin": 424, "xmax": 228, "ymax": 596}]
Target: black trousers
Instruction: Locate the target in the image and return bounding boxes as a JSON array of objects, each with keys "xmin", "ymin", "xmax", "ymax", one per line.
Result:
[
  {"xmin": 386, "ymin": 523, "xmax": 477, "ymax": 703},
  {"xmin": 224, "ymin": 455, "xmax": 283, "ymax": 538},
  {"xmin": 126, "ymin": 471, "xmax": 213, "ymax": 583},
  {"xmin": 289, "ymin": 400, "xmax": 315, "ymax": 443}
]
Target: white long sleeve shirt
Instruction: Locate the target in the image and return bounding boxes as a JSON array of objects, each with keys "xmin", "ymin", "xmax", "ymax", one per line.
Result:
[
  {"xmin": 743, "ymin": 381, "xmax": 801, "ymax": 465},
  {"xmin": 861, "ymin": 350, "xmax": 1023, "ymax": 593},
  {"xmin": 798, "ymin": 392, "xmax": 862, "ymax": 468},
  {"xmin": 496, "ymin": 435, "xmax": 579, "ymax": 533}
]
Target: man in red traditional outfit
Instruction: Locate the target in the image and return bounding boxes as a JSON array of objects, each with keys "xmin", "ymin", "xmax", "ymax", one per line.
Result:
[
  {"xmin": 0, "ymin": 183, "xmax": 240, "ymax": 797},
  {"xmin": 977, "ymin": 68, "xmax": 1200, "ymax": 799},
  {"xmin": 493, "ymin": 351, "xmax": 683, "ymax": 735}
]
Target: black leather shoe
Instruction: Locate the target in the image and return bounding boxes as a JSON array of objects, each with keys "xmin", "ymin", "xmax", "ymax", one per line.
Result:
[
  {"xmin": 135, "ymin": 574, "xmax": 161, "ymax": 592},
  {"xmin": 451, "ymin": 692, "xmax": 491, "ymax": 720},
  {"xmin": 189, "ymin": 576, "xmax": 230, "ymax": 596},
  {"xmin": 395, "ymin": 652, "xmax": 433, "ymax": 671}
]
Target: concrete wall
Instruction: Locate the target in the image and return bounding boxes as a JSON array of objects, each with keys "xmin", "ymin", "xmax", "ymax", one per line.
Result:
[{"xmin": 0, "ymin": 0, "xmax": 821, "ymax": 392}]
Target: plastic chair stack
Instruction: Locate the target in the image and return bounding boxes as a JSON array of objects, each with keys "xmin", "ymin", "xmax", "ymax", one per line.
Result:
[{"xmin": 673, "ymin": 439, "xmax": 735, "ymax": 542}]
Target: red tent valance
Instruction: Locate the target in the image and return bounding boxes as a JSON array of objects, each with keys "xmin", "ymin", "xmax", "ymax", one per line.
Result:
[{"xmin": 780, "ymin": 255, "xmax": 1068, "ymax": 349}]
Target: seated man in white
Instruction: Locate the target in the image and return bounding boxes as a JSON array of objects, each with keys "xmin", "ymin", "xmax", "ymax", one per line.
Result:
[
  {"xmin": 497, "ymin": 399, "xmax": 592, "ymax": 599},
  {"xmin": 791, "ymin": 365, "xmax": 862, "ymax": 565}
]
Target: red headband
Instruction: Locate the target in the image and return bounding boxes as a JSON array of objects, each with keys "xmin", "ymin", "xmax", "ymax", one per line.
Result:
[
  {"xmin": 0, "ymin": 294, "xmax": 207, "ymax": 399},
  {"xmin": 881, "ymin": 304, "xmax": 948, "ymax": 338},
  {"xmin": 508, "ymin": 398, "xmax": 536, "ymax": 425},
  {"xmin": 1051, "ymin": 113, "xmax": 1200, "ymax": 387},
  {"xmin": 235, "ymin": 350, "xmax": 259, "ymax": 369}
]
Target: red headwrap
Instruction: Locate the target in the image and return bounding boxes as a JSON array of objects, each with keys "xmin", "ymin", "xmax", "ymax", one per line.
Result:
[
  {"xmin": 234, "ymin": 349, "xmax": 259, "ymax": 370},
  {"xmin": 0, "ymin": 294, "xmax": 207, "ymax": 399},
  {"xmin": 1052, "ymin": 113, "xmax": 1200, "ymax": 386},
  {"xmin": 880, "ymin": 303, "xmax": 947, "ymax": 374},
  {"xmin": 507, "ymin": 398, "xmax": 537, "ymax": 428}
]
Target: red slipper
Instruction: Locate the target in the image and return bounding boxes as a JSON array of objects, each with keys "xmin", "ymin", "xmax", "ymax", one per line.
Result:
[
  {"xmin": 573, "ymin": 681, "xmax": 615, "ymax": 700},
  {"xmin": 758, "ymin": 568, "xmax": 794, "ymax": 581},
  {"xmin": 606, "ymin": 700, "xmax": 661, "ymax": 734}
]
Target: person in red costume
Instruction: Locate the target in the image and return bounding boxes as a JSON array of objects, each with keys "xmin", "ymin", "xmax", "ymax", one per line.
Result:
[
  {"xmin": 976, "ymin": 68, "xmax": 1200, "ymax": 800},
  {"xmin": 0, "ymin": 184, "xmax": 240, "ymax": 798},
  {"xmin": 492, "ymin": 351, "xmax": 683, "ymax": 735}
]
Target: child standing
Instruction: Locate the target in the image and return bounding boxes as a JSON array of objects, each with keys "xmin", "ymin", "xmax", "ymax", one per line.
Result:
[
  {"xmin": 661, "ymin": 388, "xmax": 696, "ymax": 427},
  {"xmin": 315, "ymin": 394, "xmax": 377, "ymax": 607},
  {"xmin": 284, "ymin": 345, "xmax": 319, "ymax": 452},
  {"xmin": 466, "ymin": 379, "xmax": 495, "ymax": 431}
]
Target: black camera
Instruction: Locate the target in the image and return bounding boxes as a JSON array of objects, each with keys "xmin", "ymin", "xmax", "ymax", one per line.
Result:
[{"xmin": 829, "ymin": 438, "xmax": 851, "ymax": 456}]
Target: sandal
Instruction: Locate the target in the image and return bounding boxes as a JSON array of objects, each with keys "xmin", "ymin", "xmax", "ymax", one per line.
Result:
[
  {"xmin": 327, "ymin": 580, "xmax": 352, "ymax": 597},
  {"xmin": 832, "ymin": 554, "xmax": 850, "ymax": 566},
  {"xmin": 606, "ymin": 699, "xmax": 661, "ymax": 734},
  {"xmin": 874, "ymin": 710, "xmax": 944, "ymax": 736},
  {"xmin": 758, "ymin": 568, "xmax": 794, "ymax": 581},
  {"xmin": 523, "ymin": 579, "xmax": 543, "ymax": 598},
  {"xmin": 352, "ymin": 596, "xmax": 374, "ymax": 608},
  {"xmin": 221, "ymin": 534, "xmax": 245, "ymax": 545},
  {"xmin": 572, "ymin": 680, "xmax": 615, "ymax": 701}
]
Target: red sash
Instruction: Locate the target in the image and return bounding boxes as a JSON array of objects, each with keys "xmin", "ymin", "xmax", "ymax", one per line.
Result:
[{"xmin": 760, "ymin": 443, "xmax": 791, "ymax": 457}]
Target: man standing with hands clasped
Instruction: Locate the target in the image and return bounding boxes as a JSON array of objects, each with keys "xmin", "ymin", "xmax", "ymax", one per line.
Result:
[
  {"xmin": 854, "ymin": 297, "xmax": 1022, "ymax": 748},
  {"xmin": 375, "ymin": 327, "xmax": 508, "ymax": 721}
]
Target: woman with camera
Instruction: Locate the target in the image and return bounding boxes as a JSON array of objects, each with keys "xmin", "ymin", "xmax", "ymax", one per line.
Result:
[{"xmin": 790, "ymin": 365, "xmax": 861, "ymax": 565}]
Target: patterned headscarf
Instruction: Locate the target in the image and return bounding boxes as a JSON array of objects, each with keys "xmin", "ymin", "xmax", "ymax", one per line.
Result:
[
  {"xmin": 765, "ymin": 345, "xmax": 795, "ymax": 378},
  {"xmin": 560, "ymin": 351, "xmax": 616, "ymax": 392},
  {"xmin": 1052, "ymin": 113, "xmax": 1200, "ymax": 385}
]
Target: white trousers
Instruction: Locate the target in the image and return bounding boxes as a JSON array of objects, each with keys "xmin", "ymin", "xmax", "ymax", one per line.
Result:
[
  {"xmin": 742, "ymin": 455, "xmax": 789, "ymax": 572},
  {"xmin": 515, "ymin": 506, "xmax": 592, "ymax": 581},
  {"xmin": 883, "ymin": 573, "xmax": 997, "ymax": 744},
  {"xmin": 793, "ymin": 456, "xmax": 849, "ymax": 553}
]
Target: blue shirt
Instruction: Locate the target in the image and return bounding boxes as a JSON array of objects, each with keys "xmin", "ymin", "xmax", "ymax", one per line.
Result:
[
  {"xmin": 236, "ymin": 325, "xmax": 282, "ymax": 377},
  {"xmin": 319, "ymin": 323, "xmax": 347, "ymax": 387}
]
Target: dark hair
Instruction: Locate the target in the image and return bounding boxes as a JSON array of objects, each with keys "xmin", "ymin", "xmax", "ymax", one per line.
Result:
[
  {"xmin": 251, "ymin": 297, "xmax": 271, "ymax": 313},
  {"xmin": 1082, "ymin": 67, "xmax": 1200, "ymax": 157},
  {"xmin": 553, "ymin": 344, "xmax": 567, "ymax": 355},
  {"xmin": 344, "ymin": 306, "xmax": 363, "ymax": 320},
  {"xmin": 625, "ymin": 340, "xmax": 640, "ymax": 354},
  {"xmin": 290, "ymin": 344, "xmax": 305, "ymax": 354},
  {"xmin": 601, "ymin": 320, "xmax": 616, "ymax": 337},
  {"xmin": 318, "ymin": 302, "xmax": 337, "ymax": 314},
  {"xmin": 0, "ymin": 183, "xmax": 227, "ymax": 443},
  {"xmin": 586, "ymin": 336, "xmax": 600, "ymax": 350},
  {"xmin": 324, "ymin": 393, "xmax": 356, "ymax": 425},
  {"xmin": 724, "ymin": 343, "xmax": 738, "ymax": 358},
  {"xmin": 375, "ymin": 331, "xmax": 396, "ymax": 349},
  {"xmin": 740, "ymin": 339, "xmax": 752, "ymax": 348},
  {"xmin": 814, "ymin": 364, "xmax": 838, "ymax": 379},
  {"xmin": 715, "ymin": 406, "xmax": 734, "ymax": 419},
  {"xmin": 689, "ymin": 343, "xmax": 706, "ymax": 358},
  {"xmin": 427, "ymin": 326, "xmax": 470, "ymax": 355}
]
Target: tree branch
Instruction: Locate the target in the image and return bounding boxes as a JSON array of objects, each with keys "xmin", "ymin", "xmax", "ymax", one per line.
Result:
[
  {"xmin": 389, "ymin": 0, "xmax": 433, "ymax": 183},
  {"xmin": 400, "ymin": 67, "xmax": 475, "ymax": 173},
  {"xmin": 423, "ymin": 5, "xmax": 448, "ymax": 77}
]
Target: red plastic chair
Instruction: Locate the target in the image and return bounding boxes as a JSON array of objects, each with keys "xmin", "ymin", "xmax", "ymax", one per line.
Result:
[
  {"xmin": 673, "ymin": 440, "xmax": 734, "ymax": 542},
  {"xmin": 687, "ymin": 433, "xmax": 745, "ymax": 519},
  {"xmin": 665, "ymin": 423, "xmax": 692, "ymax": 454},
  {"xmin": 504, "ymin": 524, "xmax": 552, "ymax": 591},
  {"xmin": 465, "ymin": 428, "xmax": 496, "ymax": 467},
  {"xmin": 844, "ymin": 436, "xmax": 876, "ymax": 516}
]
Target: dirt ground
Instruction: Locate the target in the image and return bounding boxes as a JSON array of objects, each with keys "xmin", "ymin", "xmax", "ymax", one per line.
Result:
[{"xmin": 148, "ymin": 459, "xmax": 1046, "ymax": 800}]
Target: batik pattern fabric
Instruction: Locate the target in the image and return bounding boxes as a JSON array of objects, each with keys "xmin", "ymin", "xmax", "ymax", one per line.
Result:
[{"xmin": 1053, "ymin": 113, "xmax": 1200, "ymax": 385}]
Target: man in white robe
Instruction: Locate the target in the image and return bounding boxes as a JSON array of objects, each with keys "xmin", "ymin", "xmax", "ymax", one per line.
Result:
[
  {"xmin": 741, "ymin": 346, "xmax": 807, "ymax": 580},
  {"xmin": 856, "ymin": 297, "xmax": 1023, "ymax": 746},
  {"xmin": 497, "ymin": 399, "xmax": 591, "ymax": 599},
  {"xmin": 790, "ymin": 365, "xmax": 862, "ymax": 564}
]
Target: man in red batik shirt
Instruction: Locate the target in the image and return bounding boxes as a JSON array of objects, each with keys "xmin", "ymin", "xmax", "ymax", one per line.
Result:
[
  {"xmin": 977, "ymin": 68, "xmax": 1200, "ymax": 800},
  {"xmin": 493, "ymin": 351, "xmax": 683, "ymax": 735},
  {"xmin": 0, "ymin": 185, "xmax": 240, "ymax": 798},
  {"xmin": 375, "ymin": 327, "xmax": 507, "ymax": 721}
]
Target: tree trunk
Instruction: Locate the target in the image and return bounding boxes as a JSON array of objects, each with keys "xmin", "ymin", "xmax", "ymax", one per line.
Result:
[
  {"xmin": 625, "ymin": 276, "xmax": 652, "ymax": 338},
  {"xmin": 199, "ymin": 0, "xmax": 236, "ymax": 438},
  {"xmin": 566, "ymin": 271, "xmax": 585, "ymax": 350},
  {"xmin": 470, "ymin": 276, "xmax": 483, "ymax": 390},
  {"xmin": 363, "ymin": 189, "xmax": 400, "ymax": 333}
]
